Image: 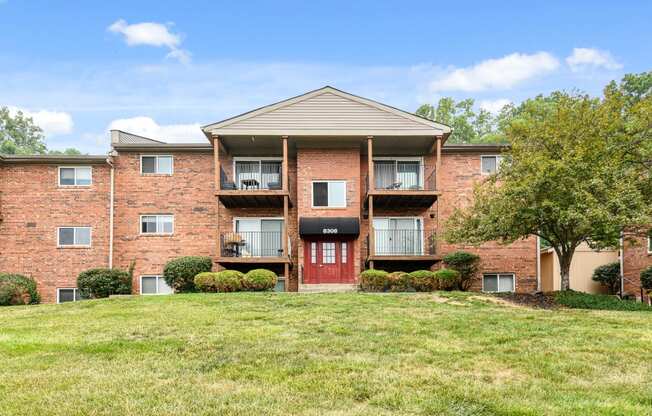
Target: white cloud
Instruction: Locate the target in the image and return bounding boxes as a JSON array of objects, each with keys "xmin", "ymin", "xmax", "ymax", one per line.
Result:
[
  {"xmin": 108, "ymin": 116, "xmax": 205, "ymax": 143},
  {"xmin": 430, "ymin": 52, "xmax": 560, "ymax": 92},
  {"xmin": 566, "ymin": 48, "xmax": 623, "ymax": 72},
  {"xmin": 479, "ymin": 99, "xmax": 512, "ymax": 114},
  {"xmin": 108, "ymin": 19, "xmax": 190, "ymax": 64},
  {"xmin": 8, "ymin": 106, "xmax": 73, "ymax": 136}
]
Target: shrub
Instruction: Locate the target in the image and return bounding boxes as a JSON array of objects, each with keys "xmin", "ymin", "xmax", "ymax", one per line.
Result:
[
  {"xmin": 408, "ymin": 270, "xmax": 437, "ymax": 292},
  {"xmin": 443, "ymin": 251, "xmax": 480, "ymax": 291},
  {"xmin": 243, "ymin": 269, "xmax": 277, "ymax": 291},
  {"xmin": 194, "ymin": 272, "xmax": 219, "ymax": 293},
  {"xmin": 215, "ymin": 270, "xmax": 245, "ymax": 292},
  {"xmin": 359, "ymin": 269, "xmax": 389, "ymax": 292},
  {"xmin": 77, "ymin": 268, "xmax": 131, "ymax": 299},
  {"xmin": 0, "ymin": 273, "xmax": 40, "ymax": 305},
  {"xmin": 435, "ymin": 268, "xmax": 460, "ymax": 291},
  {"xmin": 592, "ymin": 262, "xmax": 621, "ymax": 294},
  {"xmin": 641, "ymin": 266, "xmax": 652, "ymax": 293},
  {"xmin": 387, "ymin": 271, "xmax": 411, "ymax": 292},
  {"xmin": 555, "ymin": 290, "xmax": 652, "ymax": 312},
  {"xmin": 163, "ymin": 256, "xmax": 212, "ymax": 292}
]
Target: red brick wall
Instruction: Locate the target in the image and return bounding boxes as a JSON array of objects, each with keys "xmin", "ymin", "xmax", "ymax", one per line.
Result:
[
  {"xmin": 0, "ymin": 163, "xmax": 111, "ymax": 303},
  {"xmin": 112, "ymin": 151, "xmax": 217, "ymax": 293},
  {"xmin": 437, "ymin": 151, "xmax": 538, "ymax": 292},
  {"xmin": 623, "ymin": 235, "xmax": 652, "ymax": 298}
]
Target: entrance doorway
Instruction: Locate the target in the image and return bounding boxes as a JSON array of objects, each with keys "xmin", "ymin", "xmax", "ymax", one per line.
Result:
[{"xmin": 303, "ymin": 239, "xmax": 354, "ymax": 284}]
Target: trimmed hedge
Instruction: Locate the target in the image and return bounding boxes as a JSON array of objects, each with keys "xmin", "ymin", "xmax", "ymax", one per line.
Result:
[
  {"xmin": 195, "ymin": 270, "xmax": 245, "ymax": 293},
  {"xmin": 408, "ymin": 270, "xmax": 437, "ymax": 292},
  {"xmin": 592, "ymin": 262, "xmax": 621, "ymax": 294},
  {"xmin": 0, "ymin": 273, "xmax": 40, "ymax": 305},
  {"xmin": 388, "ymin": 271, "xmax": 411, "ymax": 292},
  {"xmin": 359, "ymin": 269, "xmax": 389, "ymax": 292},
  {"xmin": 641, "ymin": 266, "xmax": 652, "ymax": 292},
  {"xmin": 77, "ymin": 268, "xmax": 131, "ymax": 299},
  {"xmin": 435, "ymin": 268, "xmax": 460, "ymax": 291},
  {"xmin": 243, "ymin": 269, "xmax": 277, "ymax": 291},
  {"xmin": 194, "ymin": 272, "xmax": 219, "ymax": 293},
  {"xmin": 163, "ymin": 256, "xmax": 212, "ymax": 292}
]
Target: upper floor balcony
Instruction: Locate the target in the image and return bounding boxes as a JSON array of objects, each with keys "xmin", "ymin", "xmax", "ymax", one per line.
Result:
[
  {"xmin": 217, "ymin": 159, "xmax": 291, "ymax": 208},
  {"xmin": 365, "ymin": 159, "xmax": 439, "ymax": 209}
]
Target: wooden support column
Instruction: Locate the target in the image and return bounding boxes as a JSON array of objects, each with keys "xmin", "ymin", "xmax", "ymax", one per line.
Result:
[
  {"xmin": 282, "ymin": 136, "xmax": 288, "ymax": 192},
  {"xmin": 283, "ymin": 195, "xmax": 289, "ymax": 259},
  {"xmin": 435, "ymin": 135, "xmax": 442, "ymax": 189},
  {"xmin": 213, "ymin": 135, "xmax": 221, "ymax": 193},
  {"xmin": 367, "ymin": 136, "xmax": 375, "ymax": 262}
]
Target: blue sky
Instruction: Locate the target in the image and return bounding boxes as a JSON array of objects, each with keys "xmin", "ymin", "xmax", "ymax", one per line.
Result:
[{"xmin": 1, "ymin": 0, "xmax": 650, "ymax": 153}]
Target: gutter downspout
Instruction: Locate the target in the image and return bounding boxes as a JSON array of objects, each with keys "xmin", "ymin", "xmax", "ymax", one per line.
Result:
[
  {"xmin": 619, "ymin": 232, "xmax": 624, "ymax": 298},
  {"xmin": 536, "ymin": 236, "xmax": 541, "ymax": 292},
  {"xmin": 108, "ymin": 154, "xmax": 115, "ymax": 269}
]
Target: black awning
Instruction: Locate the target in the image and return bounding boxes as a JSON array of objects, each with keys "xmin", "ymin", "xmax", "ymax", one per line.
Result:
[{"xmin": 299, "ymin": 217, "xmax": 360, "ymax": 237}]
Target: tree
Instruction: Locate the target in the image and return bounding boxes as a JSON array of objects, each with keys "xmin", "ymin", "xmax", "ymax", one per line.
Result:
[
  {"xmin": 48, "ymin": 148, "xmax": 82, "ymax": 155},
  {"xmin": 416, "ymin": 97, "xmax": 510, "ymax": 144},
  {"xmin": 592, "ymin": 262, "xmax": 621, "ymax": 295},
  {"xmin": 0, "ymin": 107, "xmax": 47, "ymax": 154},
  {"xmin": 444, "ymin": 79, "xmax": 652, "ymax": 291}
]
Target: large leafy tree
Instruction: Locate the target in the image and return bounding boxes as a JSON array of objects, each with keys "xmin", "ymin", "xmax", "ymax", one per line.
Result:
[
  {"xmin": 444, "ymin": 75, "xmax": 652, "ymax": 290},
  {"xmin": 0, "ymin": 107, "xmax": 47, "ymax": 154}
]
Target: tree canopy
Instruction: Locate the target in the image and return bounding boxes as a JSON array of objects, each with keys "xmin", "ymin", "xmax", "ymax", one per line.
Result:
[{"xmin": 444, "ymin": 72, "xmax": 652, "ymax": 290}]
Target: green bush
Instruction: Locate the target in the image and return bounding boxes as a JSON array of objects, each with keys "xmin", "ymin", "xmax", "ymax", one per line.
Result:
[
  {"xmin": 77, "ymin": 268, "xmax": 131, "ymax": 299},
  {"xmin": 443, "ymin": 251, "xmax": 480, "ymax": 291},
  {"xmin": 194, "ymin": 272, "xmax": 219, "ymax": 293},
  {"xmin": 435, "ymin": 268, "xmax": 460, "ymax": 291},
  {"xmin": 641, "ymin": 266, "xmax": 652, "ymax": 293},
  {"xmin": 243, "ymin": 269, "xmax": 277, "ymax": 291},
  {"xmin": 408, "ymin": 270, "xmax": 437, "ymax": 292},
  {"xmin": 592, "ymin": 262, "xmax": 621, "ymax": 294},
  {"xmin": 215, "ymin": 270, "xmax": 245, "ymax": 292},
  {"xmin": 387, "ymin": 271, "xmax": 411, "ymax": 292},
  {"xmin": 359, "ymin": 269, "xmax": 389, "ymax": 292},
  {"xmin": 163, "ymin": 256, "xmax": 212, "ymax": 292},
  {"xmin": 555, "ymin": 290, "xmax": 652, "ymax": 312},
  {"xmin": 0, "ymin": 273, "xmax": 40, "ymax": 305}
]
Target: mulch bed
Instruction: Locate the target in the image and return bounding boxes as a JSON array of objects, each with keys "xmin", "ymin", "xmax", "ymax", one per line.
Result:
[{"xmin": 495, "ymin": 292, "xmax": 559, "ymax": 309}]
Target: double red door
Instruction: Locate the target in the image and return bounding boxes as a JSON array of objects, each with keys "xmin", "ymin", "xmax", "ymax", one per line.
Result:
[{"xmin": 303, "ymin": 239, "xmax": 354, "ymax": 284}]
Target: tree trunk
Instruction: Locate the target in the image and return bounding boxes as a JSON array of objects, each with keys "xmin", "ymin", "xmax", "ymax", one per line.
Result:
[{"xmin": 558, "ymin": 251, "xmax": 574, "ymax": 291}]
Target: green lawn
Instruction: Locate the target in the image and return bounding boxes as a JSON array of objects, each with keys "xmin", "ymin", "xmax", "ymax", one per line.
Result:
[{"xmin": 1, "ymin": 293, "xmax": 651, "ymax": 415}]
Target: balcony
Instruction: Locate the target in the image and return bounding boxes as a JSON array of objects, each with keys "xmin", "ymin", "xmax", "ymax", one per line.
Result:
[
  {"xmin": 218, "ymin": 231, "xmax": 291, "ymax": 264},
  {"xmin": 217, "ymin": 160, "xmax": 290, "ymax": 208},
  {"xmin": 365, "ymin": 161, "xmax": 438, "ymax": 209},
  {"xmin": 367, "ymin": 229, "xmax": 440, "ymax": 262}
]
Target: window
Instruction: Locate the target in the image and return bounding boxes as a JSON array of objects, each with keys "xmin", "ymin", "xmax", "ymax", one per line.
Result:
[
  {"xmin": 373, "ymin": 217, "xmax": 423, "ymax": 256},
  {"xmin": 311, "ymin": 242, "xmax": 317, "ymax": 264},
  {"xmin": 140, "ymin": 276, "xmax": 173, "ymax": 295},
  {"xmin": 341, "ymin": 242, "xmax": 348, "ymax": 264},
  {"xmin": 374, "ymin": 159, "xmax": 422, "ymax": 190},
  {"xmin": 58, "ymin": 166, "xmax": 92, "ymax": 186},
  {"xmin": 234, "ymin": 218, "xmax": 283, "ymax": 257},
  {"xmin": 481, "ymin": 156, "xmax": 504, "ymax": 175},
  {"xmin": 57, "ymin": 288, "xmax": 81, "ymax": 303},
  {"xmin": 140, "ymin": 215, "xmax": 174, "ymax": 235},
  {"xmin": 312, "ymin": 181, "xmax": 346, "ymax": 208},
  {"xmin": 58, "ymin": 227, "xmax": 91, "ymax": 247},
  {"xmin": 648, "ymin": 231, "xmax": 652, "ymax": 254},
  {"xmin": 483, "ymin": 273, "xmax": 515, "ymax": 293},
  {"xmin": 234, "ymin": 159, "xmax": 282, "ymax": 189},
  {"xmin": 141, "ymin": 155, "xmax": 173, "ymax": 175},
  {"xmin": 322, "ymin": 242, "xmax": 336, "ymax": 264}
]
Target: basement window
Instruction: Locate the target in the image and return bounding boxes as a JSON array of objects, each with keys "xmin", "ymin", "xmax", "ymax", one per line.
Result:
[
  {"xmin": 57, "ymin": 288, "xmax": 81, "ymax": 303},
  {"xmin": 59, "ymin": 166, "xmax": 92, "ymax": 186},
  {"xmin": 312, "ymin": 181, "xmax": 346, "ymax": 208},
  {"xmin": 140, "ymin": 215, "xmax": 174, "ymax": 235},
  {"xmin": 481, "ymin": 156, "xmax": 504, "ymax": 175},
  {"xmin": 140, "ymin": 275, "xmax": 173, "ymax": 295},
  {"xmin": 483, "ymin": 273, "xmax": 515, "ymax": 293},
  {"xmin": 648, "ymin": 232, "xmax": 652, "ymax": 254},
  {"xmin": 141, "ymin": 155, "xmax": 173, "ymax": 175},
  {"xmin": 58, "ymin": 227, "xmax": 91, "ymax": 247}
]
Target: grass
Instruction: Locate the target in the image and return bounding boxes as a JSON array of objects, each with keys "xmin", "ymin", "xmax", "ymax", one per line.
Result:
[
  {"xmin": 554, "ymin": 290, "xmax": 652, "ymax": 311},
  {"xmin": 1, "ymin": 293, "xmax": 652, "ymax": 415}
]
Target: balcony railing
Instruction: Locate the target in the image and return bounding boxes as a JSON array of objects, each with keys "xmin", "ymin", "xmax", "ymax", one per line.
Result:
[
  {"xmin": 366, "ymin": 163, "xmax": 436, "ymax": 192},
  {"xmin": 220, "ymin": 161, "xmax": 284, "ymax": 191},
  {"xmin": 368, "ymin": 229, "xmax": 437, "ymax": 257},
  {"xmin": 220, "ymin": 231, "xmax": 289, "ymax": 258}
]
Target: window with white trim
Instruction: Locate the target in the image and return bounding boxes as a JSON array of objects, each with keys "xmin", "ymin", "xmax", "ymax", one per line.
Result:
[
  {"xmin": 310, "ymin": 242, "xmax": 317, "ymax": 264},
  {"xmin": 57, "ymin": 288, "xmax": 81, "ymax": 303},
  {"xmin": 322, "ymin": 242, "xmax": 336, "ymax": 264},
  {"xmin": 58, "ymin": 227, "xmax": 91, "ymax": 247},
  {"xmin": 141, "ymin": 155, "xmax": 173, "ymax": 175},
  {"xmin": 59, "ymin": 166, "xmax": 92, "ymax": 186},
  {"xmin": 481, "ymin": 156, "xmax": 504, "ymax": 175},
  {"xmin": 341, "ymin": 242, "xmax": 348, "ymax": 264},
  {"xmin": 312, "ymin": 181, "xmax": 346, "ymax": 208},
  {"xmin": 648, "ymin": 232, "xmax": 652, "ymax": 254},
  {"xmin": 140, "ymin": 215, "xmax": 174, "ymax": 235},
  {"xmin": 483, "ymin": 273, "xmax": 515, "ymax": 293},
  {"xmin": 140, "ymin": 275, "xmax": 173, "ymax": 295}
]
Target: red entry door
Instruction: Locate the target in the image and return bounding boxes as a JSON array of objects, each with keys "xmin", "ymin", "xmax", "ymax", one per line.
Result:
[{"xmin": 303, "ymin": 239, "xmax": 354, "ymax": 284}]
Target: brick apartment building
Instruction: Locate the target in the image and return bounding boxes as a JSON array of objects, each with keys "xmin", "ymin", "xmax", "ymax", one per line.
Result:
[{"xmin": 0, "ymin": 86, "xmax": 646, "ymax": 303}]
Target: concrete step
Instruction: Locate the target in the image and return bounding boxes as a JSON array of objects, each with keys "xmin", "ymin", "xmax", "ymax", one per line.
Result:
[{"xmin": 299, "ymin": 284, "xmax": 358, "ymax": 293}]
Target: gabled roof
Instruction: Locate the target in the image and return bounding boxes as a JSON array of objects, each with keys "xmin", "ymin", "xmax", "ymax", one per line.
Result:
[
  {"xmin": 111, "ymin": 130, "xmax": 166, "ymax": 145},
  {"xmin": 202, "ymin": 86, "xmax": 451, "ymax": 137}
]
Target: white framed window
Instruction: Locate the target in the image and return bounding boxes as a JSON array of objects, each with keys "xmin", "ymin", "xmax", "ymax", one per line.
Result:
[
  {"xmin": 141, "ymin": 155, "xmax": 173, "ymax": 175},
  {"xmin": 322, "ymin": 242, "xmax": 336, "ymax": 264},
  {"xmin": 140, "ymin": 275, "xmax": 173, "ymax": 295},
  {"xmin": 233, "ymin": 217, "xmax": 283, "ymax": 257},
  {"xmin": 481, "ymin": 155, "xmax": 505, "ymax": 175},
  {"xmin": 140, "ymin": 215, "xmax": 174, "ymax": 235},
  {"xmin": 311, "ymin": 242, "xmax": 317, "ymax": 264},
  {"xmin": 482, "ymin": 273, "xmax": 515, "ymax": 293},
  {"xmin": 57, "ymin": 288, "xmax": 81, "ymax": 303},
  {"xmin": 648, "ymin": 233, "xmax": 652, "ymax": 254},
  {"xmin": 341, "ymin": 242, "xmax": 348, "ymax": 264},
  {"xmin": 57, "ymin": 227, "xmax": 91, "ymax": 247},
  {"xmin": 58, "ymin": 166, "xmax": 92, "ymax": 186},
  {"xmin": 312, "ymin": 180, "xmax": 346, "ymax": 208}
]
